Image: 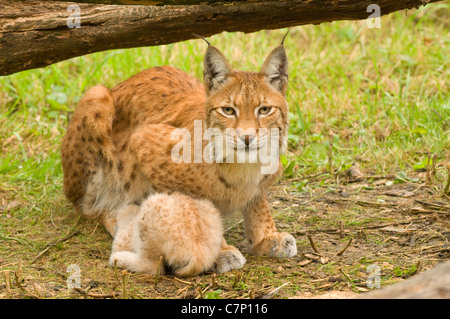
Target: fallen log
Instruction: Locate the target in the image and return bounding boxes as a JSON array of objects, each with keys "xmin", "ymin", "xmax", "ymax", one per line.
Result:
[
  {"xmin": 360, "ymin": 260, "xmax": 450, "ymax": 299},
  {"xmin": 0, "ymin": 0, "xmax": 440, "ymax": 76}
]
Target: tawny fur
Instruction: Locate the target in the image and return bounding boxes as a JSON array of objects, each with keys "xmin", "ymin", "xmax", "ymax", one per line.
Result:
[
  {"xmin": 61, "ymin": 42, "xmax": 297, "ymax": 274},
  {"xmin": 110, "ymin": 193, "xmax": 223, "ymax": 277}
]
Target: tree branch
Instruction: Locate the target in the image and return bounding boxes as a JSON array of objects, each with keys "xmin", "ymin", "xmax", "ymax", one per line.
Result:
[{"xmin": 0, "ymin": 0, "xmax": 440, "ymax": 76}]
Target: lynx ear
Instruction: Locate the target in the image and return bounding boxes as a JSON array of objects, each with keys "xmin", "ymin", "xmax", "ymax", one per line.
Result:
[
  {"xmin": 260, "ymin": 45, "xmax": 288, "ymax": 95},
  {"xmin": 203, "ymin": 45, "xmax": 232, "ymax": 94}
]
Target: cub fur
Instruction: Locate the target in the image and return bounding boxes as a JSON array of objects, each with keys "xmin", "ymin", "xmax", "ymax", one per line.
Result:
[{"xmin": 110, "ymin": 192, "xmax": 225, "ymax": 277}]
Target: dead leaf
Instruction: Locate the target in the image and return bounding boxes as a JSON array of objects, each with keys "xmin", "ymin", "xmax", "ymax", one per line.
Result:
[
  {"xmin": 317, "ymin": 282, "xmax": 335, "ymax": 289},
  {"xmin": 304, "ymin": 253, "xmax": 321, "ymax": 261},
  {"xmin": 373, "ymin": 179, "xmax": 389, "ymax": 186},
  {"xmin": 304, "ymin": 253, "xmax": 329, "ymax": 264},
  {"xmin": 348, "ymin": 163, "xmax": 364, "ymax": 178},
  {"xmin": 340, "ymin": 163, "xmax": 365, "ymax": 179},
  {"xmin": 298, "ymin": 259, "xmax": 312, "ymax": 267}
]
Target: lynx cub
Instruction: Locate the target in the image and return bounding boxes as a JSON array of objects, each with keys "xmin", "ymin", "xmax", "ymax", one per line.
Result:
[
  {"xmin": 110, "ymin": 192, "xmax": 225, "ymax": 277},
  {"xmin": 61, "ymin": 39, "xmax": 297, "ymax": 274}
]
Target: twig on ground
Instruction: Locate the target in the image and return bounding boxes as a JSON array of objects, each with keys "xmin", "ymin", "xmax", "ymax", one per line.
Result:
[
  {"xmin": 339, "ymin": 269, "xmax": 353, "ymax": 283},
  {"xmin": 431, "ymin": 109, "xmax": 450, "ymax": 128},
  {"xmin": 306, "ymin": 232, "xmax": 321, "ymax": 255},
  {"xmin": 328, "ymin": 134, "xmax": 334, "ymax": 178},
  {"xmin": 336, "ymin": 238, "xmax": 353, "ymax": 256},
  {"xmin": 426, "ymin": 153, "xmax": 432, "ymax": 185},
  {"xmin": 4, "ymin": 270, "xmax": 11, "ymax": 295},
  {"xmin": 14, "ymin": 271, "xmax": 34, "ymax": 297},
  {"xmin": 344, "ymin": 174, "xmax": 397, "ymax": 183},
  {"xmin": 73, "ymin": 287, "xmax": 119, "ymax": 299},
  {"xmin": 171, "ymin": 276, "xmax": 195, "ymax": 286},
  {"xmin": 414, "ymin": 199, "xmax": 450, "ymax": 211},
  {"xmin": 29, "ymin": 230, "xmax": 80, "ymax": 265},
  {"xmin": 334, "ymin": 198, "xmax": 399, "ymax": 208},
  {"xmin": 297, "ymin": 217, "xmax": 431, "ymax": 236},
  {"xmin": 195, "ymin": 283, "xmax": 212, "ymax": 299},
  {"xmin": 261, "ymin": 282, "xmax": 290, "ymax": 299},
  {"xmin": 154, "ymin": 255, "xmax": 163, "ymax": 290},
  {"xmin": 121, "ymin": 270, "xmax": 128, "ymax": 299},
  {"xmin": 337, "ymin": 221, "xmax": 346, "ymax": 238},
  {"xmin": 443, "ymin": 164, "xmax": 450, "ymax": 196}
]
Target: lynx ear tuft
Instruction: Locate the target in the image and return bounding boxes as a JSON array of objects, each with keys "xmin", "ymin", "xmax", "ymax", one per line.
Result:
[
  {"xmin": 203, "ymin": 46, "xmax": 232, "ymax": 94},
  {"xmin": 260, "ymin": 45, "xmax": 288, "ymax": 95},
  {"xmin": 193, "ymin": 33, "xmax": 211, "ymax": 46}
]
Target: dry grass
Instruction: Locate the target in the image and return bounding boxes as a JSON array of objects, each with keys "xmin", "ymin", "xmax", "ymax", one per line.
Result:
[{"xmin": 1, "ymin": 170, "xmax": 448, "ymax": 299}]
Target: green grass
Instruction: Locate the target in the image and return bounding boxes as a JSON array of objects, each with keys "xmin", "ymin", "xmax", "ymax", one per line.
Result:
[
  {"xmin": 0, "ymin": 3, "xmax": 449, "ymax": 299},
  {"xmin": 1, "ymin": 4, "xmax": 449, "ymax": 193}
]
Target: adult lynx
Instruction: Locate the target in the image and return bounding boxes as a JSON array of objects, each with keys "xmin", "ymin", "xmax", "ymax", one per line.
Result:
[{"xmin": 61, "ymin": 40, "xmax": 297, "ymax": 274}]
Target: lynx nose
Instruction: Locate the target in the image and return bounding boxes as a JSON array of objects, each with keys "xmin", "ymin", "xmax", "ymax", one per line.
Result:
[
  {"xmin": 240, "ymin": 134, "xmax": 255, "ymax": 146},
  {"xmin": 236, "ymin": 128, "xmax": 256, "ymax": 147}
]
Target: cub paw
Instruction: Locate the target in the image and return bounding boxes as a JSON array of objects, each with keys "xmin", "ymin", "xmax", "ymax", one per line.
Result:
[
  {"xmin": 109, "ymin": 251, "xmax": 137, "ymax": 269},
  {"xmin": 251, "ymin": 232, "xmax": 297, "ymax": 258},
  {"xmin": 211, "ymin": 245, "xmax": 246, "ymax": 274}
]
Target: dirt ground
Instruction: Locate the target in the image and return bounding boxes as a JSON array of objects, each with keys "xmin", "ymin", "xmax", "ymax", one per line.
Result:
[{"xmin": 0, "ymin": 167, "xmax": 449, "ymax": 299}]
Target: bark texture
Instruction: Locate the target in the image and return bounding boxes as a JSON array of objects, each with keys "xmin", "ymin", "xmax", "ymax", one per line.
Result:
[
  {"xmin": 361, "ymin": 260, "xmax": 450, "ymax": 299},
  {"xmin": 0, "ymin": 0, "xmax": 440, "ymax": 75}
]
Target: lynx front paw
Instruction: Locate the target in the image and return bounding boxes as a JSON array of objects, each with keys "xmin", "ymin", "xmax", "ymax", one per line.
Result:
[
  {"xmin": 251, "ymin": 232, "xmax": 297, "ymax": 258},
  {"xmin": 110, "ymin": 251, "xmax": 141, "ymax": 269},
  {"xmin": 211, "ymin": 245, "xmax": 246, "ymax": 274}
]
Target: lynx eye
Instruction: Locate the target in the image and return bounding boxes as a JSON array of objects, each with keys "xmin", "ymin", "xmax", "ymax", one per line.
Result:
[
  {"xmin": 258, "ymin": 106, "xmax": 272, "ymax": 115},
  {"xmin": 221, "ymin": 107, "xmax": 236, "ymax": 116}
]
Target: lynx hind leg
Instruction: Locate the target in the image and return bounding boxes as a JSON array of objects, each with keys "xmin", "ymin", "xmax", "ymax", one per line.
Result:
[
  {"xmin": 139, "ymin": 193, "xmax": 224, "ymax": 277},
  {"xmin": 61, "ymin": 85, "xmax": 118, "ymax": 219}
]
